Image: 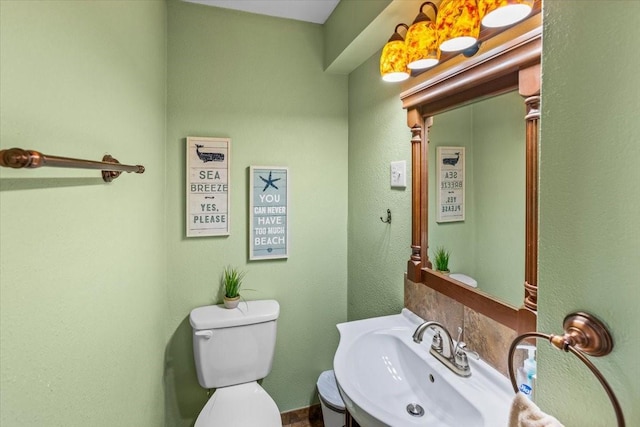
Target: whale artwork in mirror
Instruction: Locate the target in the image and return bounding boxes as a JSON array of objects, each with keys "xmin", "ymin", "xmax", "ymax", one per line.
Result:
[{"xmin": 428, "ymin": 91, "xmax": 525, "ymax": 308}]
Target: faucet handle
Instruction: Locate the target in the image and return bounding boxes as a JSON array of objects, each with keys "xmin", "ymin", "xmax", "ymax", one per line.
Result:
[
  {"xmin": 454, "ymin": 348, "xmax": 469, "ymax": 369},
  {"xmin": 453, "ymin": 327, "xmax": 480, "ymax": 370},
  {"xmin": 453, "ymin": 326, "xmax": 465, "ymax": 354},
  {"xmin": 453, "ymin": 342, "xmax": 479, "ymax": 371},
  {"xmin": 431, "ymin": 331, "xmax": 443, "ymax": 352},
  {"xmin": 455, "ymin": 342, "xmax": 480, "ymax": 360},
  {"xmin": 453, "ymin": 327, "xmax": 478, "ymax": 358}
]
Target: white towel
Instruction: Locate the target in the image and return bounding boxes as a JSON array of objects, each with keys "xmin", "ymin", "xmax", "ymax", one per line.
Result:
[{"xmin": 509, "ymin": 392, "xmax": 564, "ymax": 427}]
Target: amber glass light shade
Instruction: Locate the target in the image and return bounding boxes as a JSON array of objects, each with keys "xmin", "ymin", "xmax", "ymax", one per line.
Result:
[
  {"xmin": 380, "ymin": 24, "xmax": 410, "ymax": 82},
  {"xmin": 479, "ymin": 0, "xmax": 533, "ymax": 27},
  {"xmin": 436, "ymin": 0, "xmax": 481, "ymax": 52},
  {"xmin": 405, "ymin": 2, "xmax": 440, "ymax": 70}
]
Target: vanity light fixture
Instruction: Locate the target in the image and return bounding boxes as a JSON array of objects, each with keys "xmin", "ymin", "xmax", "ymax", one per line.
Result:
[
  {"xmin": 405, "ymin": 2, "xmax": 440, "ymax": 70},
  {"xmin": 380, "ymin": 23, "xmax": 410, "ymax": 82},
  {"xmin": 437, "ymin": 0, "xmax": 481, "ymax": 53},
  {"xmin": 479, "ymin": 0, "xmax": 534, "ymax": 28},
  {"xmin": 380, "ymin": 0, "xmax": 537, "ymax": 82}
]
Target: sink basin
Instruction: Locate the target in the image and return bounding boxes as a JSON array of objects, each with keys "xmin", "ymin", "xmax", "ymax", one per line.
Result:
[{"xmin": 333, "ymin": 309, "xmax": 513, "ymax": 427}]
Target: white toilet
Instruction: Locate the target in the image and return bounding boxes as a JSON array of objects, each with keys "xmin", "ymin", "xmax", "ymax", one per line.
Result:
[{"xmin": 190, "ymin": 299, "xmax": 282, "ymax": 427}]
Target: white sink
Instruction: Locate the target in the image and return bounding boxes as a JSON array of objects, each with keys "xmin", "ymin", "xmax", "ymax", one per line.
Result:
[{"xmin": 333, "ymin": 309, "xmax": 513, "ymax": 427}]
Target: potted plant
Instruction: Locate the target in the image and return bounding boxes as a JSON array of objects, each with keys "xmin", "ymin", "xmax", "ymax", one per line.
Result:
[
  {"xmin": 433, "ymin": 246, "xmax": 451, "ymax": 275},
  {"xmin": 221, "ymin": 265, "xmax": 246, "ymax": 309}
]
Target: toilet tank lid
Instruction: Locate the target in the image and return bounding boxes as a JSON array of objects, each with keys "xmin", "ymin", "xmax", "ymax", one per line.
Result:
[
  {"xmin": 190, "ymin": 300, "xmax": 280, "ymax": 330},
  {"xmin": 449, "ymin": 273, "xmax": 477, "ymax": 288}
]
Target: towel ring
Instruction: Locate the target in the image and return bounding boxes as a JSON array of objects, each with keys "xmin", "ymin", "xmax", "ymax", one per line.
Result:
[{"xmin": 508, "ymin": 312, "xmax": 625, "ymax": 427}]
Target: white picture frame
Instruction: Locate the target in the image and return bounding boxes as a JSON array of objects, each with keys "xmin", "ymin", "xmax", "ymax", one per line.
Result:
[
  {"xmin": 186, "ymin": 137, "xmax": 230, "ymax": 237},
  {"xmin": 249, "ymin": 166, "xmax": 289, "ymax": 260},
  {"xmin": 436, "ymin": 146, "xmax": 465, "ymax": 223}
]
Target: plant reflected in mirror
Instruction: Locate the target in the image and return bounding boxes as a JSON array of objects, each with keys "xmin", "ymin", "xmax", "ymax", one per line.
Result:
[{"xmin": 433, "ymin": 246, "xmax": 451, "ymax": 274}]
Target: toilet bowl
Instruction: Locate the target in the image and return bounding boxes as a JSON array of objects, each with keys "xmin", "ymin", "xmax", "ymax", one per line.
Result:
[
  {"xmin": 194, "ymin": 382, "xmax": 281, "ymax": 427},
  {"xmin": 190, "ymin": 300, "xmax": 282, "ymax": 427}
]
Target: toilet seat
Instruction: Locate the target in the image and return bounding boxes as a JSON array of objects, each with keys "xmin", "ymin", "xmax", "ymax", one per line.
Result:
[{"xmin": 195, "ymin": 381, "xmax": 282, "ymax": 427}]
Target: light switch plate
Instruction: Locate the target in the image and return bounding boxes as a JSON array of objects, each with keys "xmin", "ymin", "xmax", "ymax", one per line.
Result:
[{"xmin": 390, "ymin": 160, "xmax": 406, "ymax": 188}]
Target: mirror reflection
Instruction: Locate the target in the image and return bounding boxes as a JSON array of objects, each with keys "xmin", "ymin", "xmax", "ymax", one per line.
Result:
[{"xmin": 428, "ymin": 91, "xmax": 525, "ymax": 307}]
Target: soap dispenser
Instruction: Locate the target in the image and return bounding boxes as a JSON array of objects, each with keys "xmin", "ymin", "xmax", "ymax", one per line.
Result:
[{"xmin": 516, "ymin": 345, "xmax": 537, "ymax": 400}]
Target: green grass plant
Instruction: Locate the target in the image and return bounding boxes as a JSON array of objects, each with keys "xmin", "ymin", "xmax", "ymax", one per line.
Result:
[
  {"xmin": 433, "ymin": 246, "xmax": 451, "ymax": 272},
  {"xmin": 222, "ymin": 265, "xmax": 246, "ymax": 298}
]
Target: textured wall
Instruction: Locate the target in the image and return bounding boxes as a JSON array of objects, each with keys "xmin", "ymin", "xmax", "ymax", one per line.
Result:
[
  {"xmin": 538, "ymin": 1, "xmax": 640, "ymax": 425},
  {"xmin": 323, "ymin": 0, "xmax": 391, "ymax": 71},
  {"xmin": 347, "ymin": 51, "xmax": 411, "ymax": 321},
  {"xmin": 0, "ymin": 1, "xmax": 167, "ymax": 426},
  {"xmin": 165, "ymin": 1, "xmax": 348, "ymax": 422}
]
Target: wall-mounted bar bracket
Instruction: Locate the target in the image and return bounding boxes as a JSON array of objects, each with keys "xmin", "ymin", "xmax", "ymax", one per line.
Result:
[
  {"xmin": 0, "ymin": 148, "xmax": 145, "ymax": 182},
  {"xmin": 550, "ymin": 311, "xmax": 614, "ymax": 356}
]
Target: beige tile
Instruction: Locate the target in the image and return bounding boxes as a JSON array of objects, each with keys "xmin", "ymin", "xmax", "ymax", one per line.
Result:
[
  {"xmin": 463, "ymin": 307, "xmax": 518, "ymax": 376},
  {"xmin": 404, "ymin": 277, "xmax": 428, "ymax": 317},
  {"xmin": 405, "ymin": 276, "xmax": 464, "ymax": 333},
  {"xmin": 288, "ymin": 407, "xmax": 309, "ymax": 423},
  {"xmin": 282, "ymin": 404, "xmax": 323, "ymax": 427},
  {"xmin": 404, "ymin": 276, "xmax": 524, "ymax": 380}
]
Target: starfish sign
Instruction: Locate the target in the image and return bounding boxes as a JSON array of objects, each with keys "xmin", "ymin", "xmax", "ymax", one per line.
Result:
[{"xmin": 260, "ymin": 171, "xmax": 281, "ymax": 192}]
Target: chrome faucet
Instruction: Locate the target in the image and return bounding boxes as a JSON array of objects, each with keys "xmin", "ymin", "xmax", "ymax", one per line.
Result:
[{"xmin": 412, "ymin": 322, "xmax": 478, "ymax": 377}]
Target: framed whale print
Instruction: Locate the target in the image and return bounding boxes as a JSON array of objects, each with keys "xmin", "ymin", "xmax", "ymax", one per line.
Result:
[
  {"xmin": 436, "ymin": 146, "xmax": 465, "ymax": 223},
  {"xmin": 186, "ymin": 137, "xmax": 230, "ymax": 237},
  {"xmin": 249, "ymin": 166, "xmax": 289, "ymax": 260}
]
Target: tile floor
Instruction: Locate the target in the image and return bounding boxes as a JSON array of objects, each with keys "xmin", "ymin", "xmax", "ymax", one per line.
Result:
[
  {"xmin": 281, "ymin": 404, "xmax": 324, "ymax": 427},
  {"xmin": 282, "ymin": 418, "xmax": 324, "ymax": 427}
]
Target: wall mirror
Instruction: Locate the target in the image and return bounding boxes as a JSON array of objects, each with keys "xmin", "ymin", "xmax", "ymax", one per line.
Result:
[
  {"xmin": 400, "ymin": 14, "xmax": 541, "ymax": 333},
  {"xmin": 428, "ymin": 90, "xmax": 525, "ymax": 307}
]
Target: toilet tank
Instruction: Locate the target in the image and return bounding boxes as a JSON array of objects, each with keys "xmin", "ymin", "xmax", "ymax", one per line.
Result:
[{"xmin": 190, "ymin": 300, "xmax": 280, "ymax": 389}]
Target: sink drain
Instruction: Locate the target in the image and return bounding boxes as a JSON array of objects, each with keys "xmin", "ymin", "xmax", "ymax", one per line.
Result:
[{"xmin": 406, "ymin": 403, "xmax": 425, "ymax": 417}]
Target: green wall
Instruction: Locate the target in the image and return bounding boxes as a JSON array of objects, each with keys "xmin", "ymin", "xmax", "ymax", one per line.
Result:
[
  {"xmin": 324, "ymin": 0, "xmax": 391, "ymax": 70},
  {"xmin": 429, "ymin": 92, "xmax": 525, "ymax": 307},
  {"xmin": 164, "ymin": 1, "xmax": 348, "ymax": 422},
  {"xmin": 429, "ymin": 104, "xmax": 477, "ymax": 277},
  {"xmin": 347, "ymin": 51, "xmax": 411, "ymax": 321},
  {"xmin": 538, "ymin": 1, "xmax": 640, "ymax": 425},
  {"xmin": 472, "ymin": 92, "xmax": 525, "ymax": 306},
  {"xmin": 0, "ymin": 1, "xmax": 167, "ymax": 426}
]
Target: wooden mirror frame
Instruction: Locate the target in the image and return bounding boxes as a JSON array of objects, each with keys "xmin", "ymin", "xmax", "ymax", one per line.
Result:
[{"xmin": 400, "ymin": 14, "xmax": 541, "ymax": 334}]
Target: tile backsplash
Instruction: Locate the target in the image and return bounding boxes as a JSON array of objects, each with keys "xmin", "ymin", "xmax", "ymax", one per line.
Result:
[{"xmin": 404, "ymin": 276, "xmax": 518, "ymax": 377}]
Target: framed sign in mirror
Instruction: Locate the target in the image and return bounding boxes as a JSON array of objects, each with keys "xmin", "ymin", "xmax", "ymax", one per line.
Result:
[
  {"xmin": 186, "ymin": 137, "xmax": 230, "ymax": 237},
  {"xmin": 436, "ymin": 146, "xmax": 465, "ymax": 223}
]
